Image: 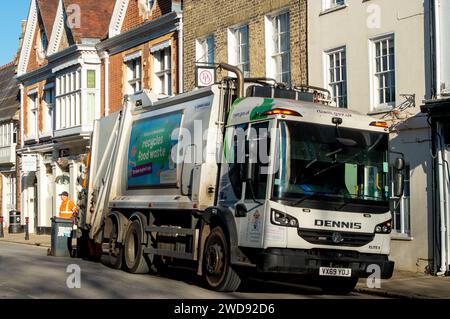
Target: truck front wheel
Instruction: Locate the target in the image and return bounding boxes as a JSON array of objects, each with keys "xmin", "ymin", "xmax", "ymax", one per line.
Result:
[
  {"xmin": 203, "ymin": 226, "xmax": 241, "ymax": 292},
  {"xmin": 124, "ymin": 220, "xmax": 149, "ymax": 274}
]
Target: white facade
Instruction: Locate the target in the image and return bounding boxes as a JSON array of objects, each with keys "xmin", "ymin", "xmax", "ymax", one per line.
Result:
[
  {"xmin": 435, "ymin": 0, "xmax": 450, "ymax": 97},
  {"xmin": 308, "ymin": 0, "xmax": 433, "ymax": 272},
  {"xmin": 19, "ymin": 47, "xmax": 100, "ymax": 234},
  {"xmin": 0, "ymin": 121, "xmax": 18, "ymax": 229}
]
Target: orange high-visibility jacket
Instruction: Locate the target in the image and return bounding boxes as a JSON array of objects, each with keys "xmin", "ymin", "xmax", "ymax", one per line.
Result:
[{"xmin": 59, "ymin": 199, "xmax": 76, "ymax": 219}]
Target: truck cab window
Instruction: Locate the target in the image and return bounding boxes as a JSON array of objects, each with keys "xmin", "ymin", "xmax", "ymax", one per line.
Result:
[
  {"xmin": 227, "ymin": 124, "xmax": 248, "ymax": 199},
  {"xmin": 246, "ymin": 122, "xmax": 270, "ymax": 200}
]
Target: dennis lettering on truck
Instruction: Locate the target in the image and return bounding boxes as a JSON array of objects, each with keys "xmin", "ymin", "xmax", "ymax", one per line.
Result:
[
  {"xmin": 127, "ymin": 112, "xmax": 182, "ymax": 188},
  {"xmin": 315, "ymin": 220, "xmax": 362, "ymax": 230}
]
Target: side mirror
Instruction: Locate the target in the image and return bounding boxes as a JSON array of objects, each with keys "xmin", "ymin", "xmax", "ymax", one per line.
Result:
[
  {"xmin": 235, "ymin": 203, "xmax": 248, "ymax": 218},
  {"xmin": 394, "ymin": 172, "xmax": 404, "ymax": 197},
  {"xmin": 393, "ymin": 157, "xmax": 405, "ymax": 197},
  {"xmin": 394, "ymin": 157, "xmax": 405, "ymax": 171}
]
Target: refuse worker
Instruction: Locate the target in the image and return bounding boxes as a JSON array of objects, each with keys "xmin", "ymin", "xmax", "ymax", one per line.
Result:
[{"xmin": 59, "ymin": 191, "xmax": 77, "ymax": 219}]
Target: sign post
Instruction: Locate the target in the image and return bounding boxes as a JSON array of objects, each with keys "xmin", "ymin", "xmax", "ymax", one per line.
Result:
[
  {"xmin": 25, "ymin": 217, "xmax": 30, "ymax": 241},
  {"xmin": 0, "ymin": 216, "xmax": 4, "ymax": 238},
  {"xmin": 196, "ymin": 66, "xmax": 216, "ymax": 88},
  {"xmin": 22, "ymin": 155, "xmax": 37, "ymax": 172}
]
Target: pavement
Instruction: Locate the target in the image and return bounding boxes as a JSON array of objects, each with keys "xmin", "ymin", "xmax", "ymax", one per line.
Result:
[
  {"xmin": 0, "ymin": 241, "xmax": 378, "ymax": 299},
  {"xmin": 1, "ymin": 233, "xmax": 450, "ymax": 299},
  {"xmin": 0, "ymin": 231, "xmax": 51, "ymax": 248},
  {"xmin": 356, "ymin": 270, "xmax": 450, "ymax": 299}
]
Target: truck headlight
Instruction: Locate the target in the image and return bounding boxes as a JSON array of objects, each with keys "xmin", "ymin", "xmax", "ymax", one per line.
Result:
[
  {"xmin": 271, "ymin": 210, "xmax": 299, "ymax": 228},
  {"xmin": 375, "ymin": 220, "xmax": 392, "ymax": 234}
]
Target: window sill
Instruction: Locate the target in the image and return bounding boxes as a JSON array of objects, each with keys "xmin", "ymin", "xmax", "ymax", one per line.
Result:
[
  {"xmin": 367, "ymin": 107, "xmax": 395, "ymax": 115},
  {"xmin": 391, "ymin": 233, "xmax": 414, "ymax": 241},
  {"xmin": 39, "ymin": 132, "xmax": 53, "ymax": 140},
  {"xmin": 24, "ymin": 136, "xmax": 38, "ymax": 142},
  {"xmin": 319, "ymin": 4, "xmax": 348, "ymax": 16}
]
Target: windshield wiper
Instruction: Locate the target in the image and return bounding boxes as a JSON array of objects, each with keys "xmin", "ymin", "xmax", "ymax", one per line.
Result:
[
  {"xmin": 300, "ymin": 134, "xmax": 385, "ymax": 184},
  {"xmin": 368, "ymin": 134, "xmax": 384, "ymax": 152},
  {"xmin": 346, "ymin": 194, "xmax": 386, "ymax": 201},
  {"xmin": 290, "ymin": 193, "xmax": 319, "ymax": 206},
  {"xmin": 300, "ymin": 148, "xmax": 366, "ymax": 183},
  {"xmin": 273, "ymin": 194, "xmax": 318, "ymax": 207},
  {"xmin": 305, "ymin": 148, "xmax": 344, "ymax": 169}
]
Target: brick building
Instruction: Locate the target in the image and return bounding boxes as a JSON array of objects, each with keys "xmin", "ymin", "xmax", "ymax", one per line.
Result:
[
  {"xmin": 16, "ymin": 0, "xmax": 115, "ymax": 234},
  {"xmin": 183, "ymin": 0, "xmax": 307, "ymax": 91},
  {"xmin": 96, "ymin": 0, "xmax": 183, "ymax": 114}
]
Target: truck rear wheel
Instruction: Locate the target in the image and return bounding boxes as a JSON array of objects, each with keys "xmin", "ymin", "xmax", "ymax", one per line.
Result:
[
  {"xmin": 102, "ymin": 218, "xmax": 123, "ymax": 269},
  {"xmin": 319, "ymin": 277, "xmax": 359, "ymax": 295},
  {"xmin": 124, "ymin": 220, "xmax": 149, "ymax": 274},
  {"xmin": 203, "ymin": 226, "xmax": 241, "ymax": 292}
]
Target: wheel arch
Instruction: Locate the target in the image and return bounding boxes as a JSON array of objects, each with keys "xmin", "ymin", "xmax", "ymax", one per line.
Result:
[
  {"xmin": 128, "ymin": 212, "xmax": 148, "ymax": 245},
  {"xmin": 105, "ymin": 211, "xmax": 129, "ymax": 243},
  {"xmin": 202, "ymin": 206, "xmax": 238, "ymax": 249}
]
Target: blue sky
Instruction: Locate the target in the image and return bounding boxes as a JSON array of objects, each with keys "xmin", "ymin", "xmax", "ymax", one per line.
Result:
[{"xmin": 0, "ymin": 0, "xmax": 29, "ymax": 66}]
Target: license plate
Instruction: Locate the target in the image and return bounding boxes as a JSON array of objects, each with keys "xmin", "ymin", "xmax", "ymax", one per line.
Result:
[{"xmin": 319, "ymin": 267, "xmax": 352, "ymax": 277}]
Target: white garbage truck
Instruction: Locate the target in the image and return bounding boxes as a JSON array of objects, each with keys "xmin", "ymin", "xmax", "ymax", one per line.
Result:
[{"xmin": 78, "ymin": 64, "xmax": 404, "ymax": 294}]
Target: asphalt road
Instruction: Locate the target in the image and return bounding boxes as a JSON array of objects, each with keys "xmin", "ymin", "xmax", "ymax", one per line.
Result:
[{"xmin": 0, "ymin": 242, "xmax": 383, "ymax": 299}]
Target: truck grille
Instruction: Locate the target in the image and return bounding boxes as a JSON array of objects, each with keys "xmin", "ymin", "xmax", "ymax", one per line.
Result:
[{"xmin": 298, "ymin": 229, "xmax": 375, "ymax": 247}]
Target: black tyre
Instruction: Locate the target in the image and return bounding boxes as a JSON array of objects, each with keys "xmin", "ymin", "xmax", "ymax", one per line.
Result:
[
  {"xmin": 124, "ymin": 220, "xmax": 149, "ymax": 274},
  {"xmin": 319, "ymin": 277, "xmax": 359, "ymax": 295},
  {"xmin": 103, "ymin": 218, "xmax": 123, "ymax": 269},
  {"xmin": 203, "ymin": 226, "xmax": 241, "ymax": 292}
]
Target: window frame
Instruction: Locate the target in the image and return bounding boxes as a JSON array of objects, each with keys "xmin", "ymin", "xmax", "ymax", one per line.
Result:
[
  {"xmin": 5, "ymin": 174, "xmax": 17, "ymax": 209},
  {"xmin": 322, "ymin": 0, "xmax": 346, "ymax": 12},
  {"xmin": 265, "ymin": 10, "xmax": 291, "ymax": 85},
  {"xmin": 126, "ymin": 57, "xmax": 143, "ymax": 94},
  {"xmin": 390, "ymin": 164, "xmax": 411, "ymax": 237},
  {"xmin": 26, "ymin": 92, "xmax": 38, "ymax": 140},
  {"xmin": 153, "ymin": 46, "xmax": 172, "ymax": 97},
  {"xmin": 228, "ymin": 24, "xmax": 250, "ymax": 77},
  {"xmin": 324, "ymin": 46, "xmax": 348, "ymax": 108},
  {"xmin": 196, "ymin": 35, "xmax": 215, "ymax": 64},
  {"xmin": 55, "ymin": 69, "xmax": 82, "ymax": 130},
  {"xmin": 370, "ymin": 34, "xmax": 396, "ymax": 111},
  {"xmin": 42, "ymin": 86, "xmax": 55, "ymax": 136}
]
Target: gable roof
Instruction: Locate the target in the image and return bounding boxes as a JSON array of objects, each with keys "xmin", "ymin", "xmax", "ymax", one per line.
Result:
[
  {"xmin": 108, "ymin": 0, "xmax": 178, "ymax": 38},
  {"xmin": 0, "ymin": 63, "xmax": 20, "ymax": 121},
  {"xmin": 48, "ymin": 0, "xmax": 116, "ymax": 55},
  {"xmin": 63, "ymin": 0, "xmax": 116, "ymax": 42},
  {"xmin": 17, "ymin": 0, "xmax": 38, "ymax": 75},
  {"xmin": 109, "ymin": 0, "xmax": 129, "ymax": 37},
  {"xmin": 37, "ymin": 0, "xmax": 59, "ymax": 39}
]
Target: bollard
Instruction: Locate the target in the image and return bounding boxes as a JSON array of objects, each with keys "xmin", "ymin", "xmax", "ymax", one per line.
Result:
[
  {"xmin": 0, "ymin": 216, "xmax": 4, "ymax": 238},
  {"xmin": 25, "ymin": 217, "xmax": 30, "ymax": 241}
]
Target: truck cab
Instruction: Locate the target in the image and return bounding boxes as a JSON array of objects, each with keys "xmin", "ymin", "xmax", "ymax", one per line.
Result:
[{"xmin": 217, "ymin": 93, "xmax": 394, "ymax": 293}]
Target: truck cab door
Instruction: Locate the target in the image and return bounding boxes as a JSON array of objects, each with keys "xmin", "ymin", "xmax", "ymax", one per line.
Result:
[{"xmin": 235, "ymin": 121, "xmax": 271, "ymax": 248}]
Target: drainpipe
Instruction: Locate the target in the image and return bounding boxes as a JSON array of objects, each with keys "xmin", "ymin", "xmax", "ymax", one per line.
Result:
[
  {"xmin": 437, "ymin": 122, "xmax": 447, "ymax": 275},
  {"xmin": 20, "ymin": 84, "xmax": 24, "ymax": 148},
  {"xmin": 177, "ymin": 14, "xmax": 184, "ymax": 94},
  {"xmin": 434, "ymin": 0, "xmax": 441, "ymax": 98},
  {"xmin": 102, "ymin": 51, "xmax": 110, "ymax": 116},
  {"xmin": 445, "ymin": 141, "xmax": 450, "ymax": 270}
]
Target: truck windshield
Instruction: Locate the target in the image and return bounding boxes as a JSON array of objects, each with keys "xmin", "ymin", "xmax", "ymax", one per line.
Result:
[{"xmin": 273, "ymin": 120, "xmax": 390, "ymax": 213}]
